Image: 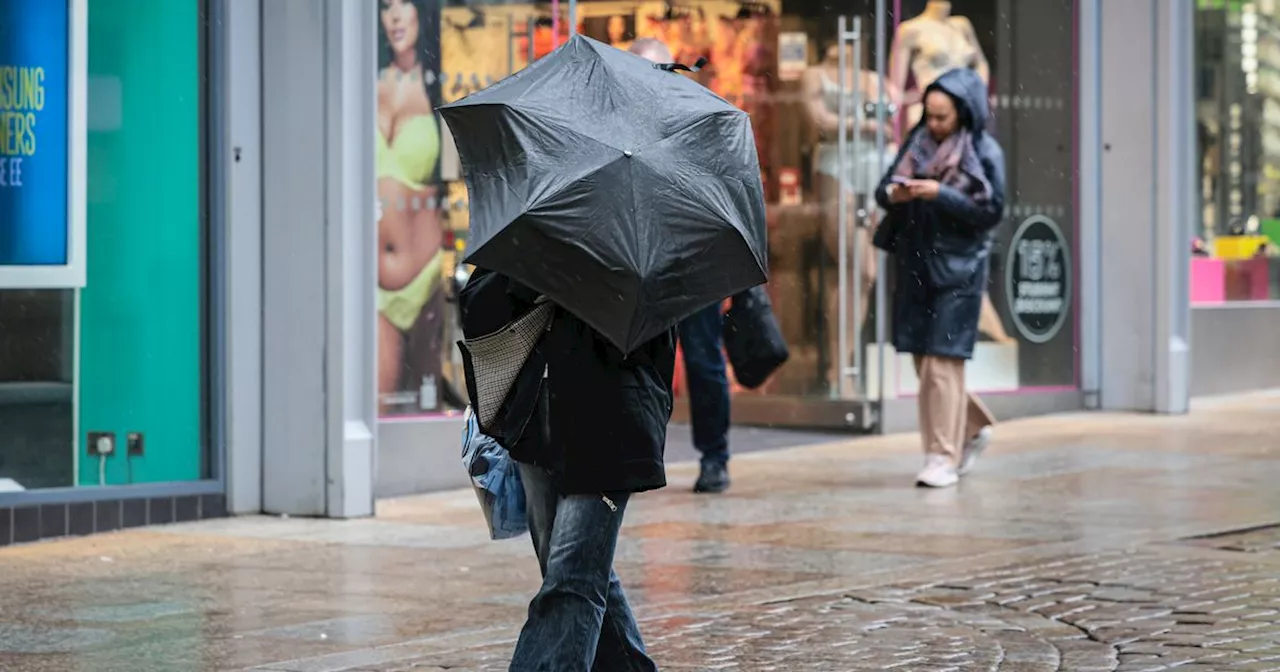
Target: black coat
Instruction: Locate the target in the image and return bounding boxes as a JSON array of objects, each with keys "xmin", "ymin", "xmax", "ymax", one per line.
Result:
[
  {"xmin": 459, "ymin": 269, "xmax": 675, "ymax": 495},
  {"xmin": 873, "ymin": 68, "xmax": 1007, "ymax": 360}
]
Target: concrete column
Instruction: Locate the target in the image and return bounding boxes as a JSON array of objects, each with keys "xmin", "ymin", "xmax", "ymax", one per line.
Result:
[
  {"xmin": 260, "ymin": 0, "xmax": 377, "ymax": 517},
  {"xmin": 1094, "ymin": 0, "xmax": 1193, "ymax": 413}
]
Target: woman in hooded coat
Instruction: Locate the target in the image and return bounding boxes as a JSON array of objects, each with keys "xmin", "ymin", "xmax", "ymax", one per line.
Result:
[{"xmin": 873, "ymin": 67, "xmax": 1002, "ymax": 488}]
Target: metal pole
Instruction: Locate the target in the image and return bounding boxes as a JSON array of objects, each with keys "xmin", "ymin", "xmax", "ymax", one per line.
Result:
[
  {"xmin": 568, "ymin": 0, "xmax": 577, "ymax": 37},
  {"xmin": 851, "ymin": 16, "xmax": 864, "ymax": 398},
  {"xmin": 508, "ymin": 13, "xmax": 515, "ymax": 75},
  {"xmin": 874, "ymin": 0, "xmax": 889, "ymax": 415},
  {"xmin": 836, "ymin": 15, "xmax": 849, "ymax": 400},
  {"xmin": 527, "ymin": 15, "xmax": 536, "ymax": 64},
  {"xmin": 552, "ymin": 0, "xmax": 560, "ymax": 49}
]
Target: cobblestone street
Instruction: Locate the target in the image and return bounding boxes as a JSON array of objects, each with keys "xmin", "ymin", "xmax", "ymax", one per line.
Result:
[{"xmin": 1, "ymin": 393, "xmax": 1279, "ymax": 671}]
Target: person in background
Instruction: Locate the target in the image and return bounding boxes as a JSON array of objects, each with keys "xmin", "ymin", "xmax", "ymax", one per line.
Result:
[
  {"xmin": 874, "ymin": 67, "xmax": 1001, "ymax": 488},
  {"xmin": 629, "ymin": 37, "xmax": 733, "ymax": 494}
]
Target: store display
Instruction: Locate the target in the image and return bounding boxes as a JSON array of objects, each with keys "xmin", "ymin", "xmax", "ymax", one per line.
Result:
[
  {"xmin": 435, "ymin": 0, "xmax": 1079, "ymax": 421},
  {"xmin": 799, "ymin": 38, "xmax": 899, "ymax": 394},
  {"xmin": 376, "ymin": 0, "xmax": 451, "ymax": 416}
]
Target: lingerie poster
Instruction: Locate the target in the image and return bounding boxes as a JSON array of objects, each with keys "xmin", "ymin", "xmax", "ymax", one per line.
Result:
[{"xmin": 376, "ymin": 0, "xmax": 449, "ymax": 417}]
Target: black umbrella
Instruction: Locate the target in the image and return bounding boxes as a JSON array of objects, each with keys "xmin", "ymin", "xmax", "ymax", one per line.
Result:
[{"xmin": 439, "ymin": 34, "xmax": 767, "ymax": 353}]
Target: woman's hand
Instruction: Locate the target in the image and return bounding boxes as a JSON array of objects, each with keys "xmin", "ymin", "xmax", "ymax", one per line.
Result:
[
  {"xmin": 887, "ymin": 183, "xmax": 913, "ymax": 204},
  {"xmin": 906, "ymin": 179, "xmax": 941, "ymax": 201}
]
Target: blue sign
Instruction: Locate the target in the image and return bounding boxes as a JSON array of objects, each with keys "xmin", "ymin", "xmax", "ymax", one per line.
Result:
[{"xmin": 0, "ymin": 0, "xmax": 69, "ymax": 266}]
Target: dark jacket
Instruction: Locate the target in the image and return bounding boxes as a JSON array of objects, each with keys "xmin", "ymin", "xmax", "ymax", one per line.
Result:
[
  {"xmin": 873, "ymin": 68, "xmax": 1006, "ymax": 360},
  {"xmin": 459, "ymin": 268, "xmax": 676, "ymax": 495}
]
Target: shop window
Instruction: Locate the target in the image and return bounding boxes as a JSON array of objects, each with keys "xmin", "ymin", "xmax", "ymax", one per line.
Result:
[
  {"xmin": 0, "ymin": 0, "xmax": 210, "ymax": 491},
  {"xmin": 434, "ymin": 0, "xmax": 1078, "ymax": 423},
  {"xmin": 1193, "ymin": 0, "xmax": 1280, "ymax": 304}
]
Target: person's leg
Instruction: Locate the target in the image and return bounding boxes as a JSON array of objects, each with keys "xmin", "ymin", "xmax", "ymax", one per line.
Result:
[
  {"xmin": 591, "ymin": 570, "xmax": 655, "ymax": 672},
  {"xmin": 678, "ymin": 303, "xmax": 731, "ymax": 493},
  {"xmin": 912, "ymin": 354, "xmax": 933, "ymax": 456},
  {"xmin": 964, "ymin": 393, "xmax": 996, "ymax": 440},
  {"xmin": 518, "ymin": 462, "xmax": 559, "ymax": 577},
  {"xmin": 958, "ymin": 392, "xmax": 997, "ymax": 476},
  {"xmin": 915, "ymin": 355, "xmax": 966, "ymax": 487},
  {"xmin": 856, "ymin": 207, "xmax": 879, "ymax": 331},
  {"xmin": 510, "ymin": 489, "xmax": 652, "ymax": 672}
]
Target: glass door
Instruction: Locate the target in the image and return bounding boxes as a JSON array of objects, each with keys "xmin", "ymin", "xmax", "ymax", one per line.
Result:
[{"xmin": 669, "ymin": 1, "xmax": 893, "ymax": 431}]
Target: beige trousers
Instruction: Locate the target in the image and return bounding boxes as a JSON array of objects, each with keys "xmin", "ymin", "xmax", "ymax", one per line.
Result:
[{"xmin": 913, "ymin": 355, "xmax": 997, "ymax": 462}]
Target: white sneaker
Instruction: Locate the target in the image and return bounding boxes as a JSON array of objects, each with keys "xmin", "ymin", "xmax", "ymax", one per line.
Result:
[
  {"xmin": 958, "ymin": 427, "xmax": 992, "ymax": 476},
  {"xmin": 916, "ymin": 455, "xmax": 959, "ymax": 488}
]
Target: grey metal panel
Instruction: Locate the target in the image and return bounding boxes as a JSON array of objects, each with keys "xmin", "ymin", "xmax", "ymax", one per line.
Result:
[
  {"xmin": 1078, "ymin": 0, "xmax": 1103, "ymax": 406},
  {"xmin": 219, "ymin": 0, "xmax": 263, "ymax": 514},
  {"xmin": 261, "ymin": 0, "xmax": 328, "ymax": 515},
  {"xmin": 324, "ymin": 0, "xmax": 377, "ymax": 518},
  {"xmin": 1098, "ymin": 0, "xmax": 1158, "ymax": 411},
  {"xmin": 1152, "ymin": 0, "xmax": 1194, "ymax": 414},
  {"xmin": 1191, "ymin": 305, "xmax": 1280, "ymax": 397},
  {"xmin": 375, "ymin": 419, "xmax": 469, "ymax": 498}
]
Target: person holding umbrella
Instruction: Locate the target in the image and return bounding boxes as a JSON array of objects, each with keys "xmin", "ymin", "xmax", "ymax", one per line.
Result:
[
  {"xmin": 444, "ymin": 35, "xmax": 767, "ymax": 670},
  {"xmin": 628, "ymin": 37, "xmax": 734, "ymax": 494},
  {"xmin": 873, "ymin": 67, "xmax": 1001, "ymax": 489}
]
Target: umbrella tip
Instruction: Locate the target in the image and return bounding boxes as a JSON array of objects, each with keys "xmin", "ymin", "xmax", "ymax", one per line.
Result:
[{"xmin": 623, "ymin": 150, "xmax": 633, "ymax": 158}]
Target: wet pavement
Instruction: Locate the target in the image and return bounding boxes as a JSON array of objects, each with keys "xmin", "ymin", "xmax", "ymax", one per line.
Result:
[{"xmin": 1, "ymin": 392, "xmax": 1280, "ymax": 671}]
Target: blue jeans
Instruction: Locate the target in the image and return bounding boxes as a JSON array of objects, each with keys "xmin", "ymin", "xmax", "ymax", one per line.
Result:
[
  {"xmin": 678, "ymin": 303, "xmax": 730, "ymax": 466},
  {"xmin": 510, "ymin": 463, "xmax": 656, "ymax": 672}
]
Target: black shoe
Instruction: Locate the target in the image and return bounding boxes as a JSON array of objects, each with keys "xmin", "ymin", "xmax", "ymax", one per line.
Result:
[{"xmin": 694, "ymin": 462, "xmax": 730, "ymax": 494}]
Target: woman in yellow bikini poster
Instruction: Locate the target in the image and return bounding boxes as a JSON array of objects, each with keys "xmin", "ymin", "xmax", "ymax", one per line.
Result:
[{"xmin": 377, "ymin": 0, "xmax": 448, "ymax": 416}]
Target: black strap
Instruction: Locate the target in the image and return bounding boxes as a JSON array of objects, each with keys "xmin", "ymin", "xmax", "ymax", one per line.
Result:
[{"xmin": 655, "ymin": 57, "xmax": 708, "ymax": 73}]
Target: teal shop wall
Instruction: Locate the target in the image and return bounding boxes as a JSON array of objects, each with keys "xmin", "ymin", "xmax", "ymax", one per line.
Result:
[{"xmin": 77, "ymin": 0, "xmax": 204, "ymax": 485}]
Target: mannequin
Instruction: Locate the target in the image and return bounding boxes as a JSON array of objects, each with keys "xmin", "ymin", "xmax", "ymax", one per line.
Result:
[
  {"xmin": 890, "ymin": 1, "xmax": 1013, "ymax": 345},
  {"xmin": 890, "ymin": 0, "xmax": 988, "ymax": 127},
  {"xmin": 801, "ymin": 40, "xmax": 900, "ymax": 395}
]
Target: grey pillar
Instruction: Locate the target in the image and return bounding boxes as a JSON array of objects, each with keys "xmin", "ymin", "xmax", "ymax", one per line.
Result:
[
  {"xmin": 1095, "ymin": 0, "xmax": 1193, "ymax": 413},
  {"xmin": 216, "ymin": 0, "xmax": 264, "ymax": 515},
  {"xmin": 260, "ymin": 0, "xmax": 378, "ymax": 517}
]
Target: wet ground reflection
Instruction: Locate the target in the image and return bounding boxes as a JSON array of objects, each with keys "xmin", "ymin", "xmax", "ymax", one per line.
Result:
[{"xmin": 0, "ymin": 393, "xmax": 1278, "ymax": 670}]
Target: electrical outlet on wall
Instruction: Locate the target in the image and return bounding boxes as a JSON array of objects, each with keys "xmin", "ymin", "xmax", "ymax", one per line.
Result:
[
  {"xmin": 127, "ymin": 432, "xmax": 144, "ymax": 456},
  {"xmin": 87, "ymin": 431, "xmax": 115, "ymax": 456}
]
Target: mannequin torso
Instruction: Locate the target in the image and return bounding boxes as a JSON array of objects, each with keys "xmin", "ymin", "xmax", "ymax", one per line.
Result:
[{"xmin": 890, "ymin": 2, "xmax": 988, "ymax": 127}]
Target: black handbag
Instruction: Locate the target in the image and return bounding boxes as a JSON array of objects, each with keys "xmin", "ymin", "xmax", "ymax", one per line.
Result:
[{"xmin": 722, "ymin": 285, "xmax": 789, "ymax": 389}]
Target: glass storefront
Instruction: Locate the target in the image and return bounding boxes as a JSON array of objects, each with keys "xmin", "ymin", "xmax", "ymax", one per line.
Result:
[
  {"xmin": 426, "ymin": 0, "xmax": 1079, "ymax": 429},
  {"xmin": 1193, "ymin": 0, "xmax": 1280, "ymax": 303},
  {"xmin": 0, "ymin": 0, "xmax": 210, "ymax": 491}
]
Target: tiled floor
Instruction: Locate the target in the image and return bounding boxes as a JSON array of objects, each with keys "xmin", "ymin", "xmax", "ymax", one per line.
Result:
[{"xmin": 1, "ymin": 392, "xmax": 1279, "ymax": 670}]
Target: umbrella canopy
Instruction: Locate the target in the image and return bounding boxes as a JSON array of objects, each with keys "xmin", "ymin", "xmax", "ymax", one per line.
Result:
[{"xmin": 440, "ymin": 34, "xmax": 767, "ymax": 353}]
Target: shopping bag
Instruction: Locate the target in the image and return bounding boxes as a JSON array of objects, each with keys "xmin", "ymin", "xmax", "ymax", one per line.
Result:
[
  {"xmin": 722, "ymin": 285, "xmax": 789, "ymax": 389},
  {"xmin": 460, "ymin": 407, "xmax": 528, "ymax": 540}
]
